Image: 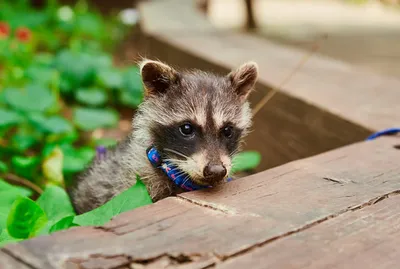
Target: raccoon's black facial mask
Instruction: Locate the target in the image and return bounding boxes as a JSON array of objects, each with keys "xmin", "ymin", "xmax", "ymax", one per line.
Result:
[{"xmin": 140, "ymin": 59, "xmax": 258, "ymax": 187}]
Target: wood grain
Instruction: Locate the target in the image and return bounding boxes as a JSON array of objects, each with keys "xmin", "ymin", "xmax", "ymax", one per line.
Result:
[
  {"xmin": 0, "ymin": 250, "xmax": 31, "ymax": 269},
  {"xmin": 216, "ymin": 193, "xmax": 400, "ymax": 269},
  {"xmin": 1, "ymin": 137, "xmax": 399, "ymax": 268},
  {"xmin": 179, "ymin": 136, "xmax": 400, "ymax": 222}
]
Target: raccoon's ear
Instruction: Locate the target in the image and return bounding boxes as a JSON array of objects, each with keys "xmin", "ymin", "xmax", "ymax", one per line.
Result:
[
  {"xmin": 140, "ymin": 60, "xmax": 179, "ymax": 96},
  {"xmin": 227, "ymin": 61, "xmax": 258, "ymax": 101}
]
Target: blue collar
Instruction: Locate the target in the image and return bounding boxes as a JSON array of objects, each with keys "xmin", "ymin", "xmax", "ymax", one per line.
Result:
[
  {"xmin": 146, "ymin": 146, "xmax": 211, "ymax": 191},
  {"xmin": 146, "ymin": 146, "xmax": 233, "ymax": 191}
]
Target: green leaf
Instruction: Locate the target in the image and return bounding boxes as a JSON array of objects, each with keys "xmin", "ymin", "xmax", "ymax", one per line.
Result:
[
  {"xmin": 28, "ymin": 113, "xmax": 74, "ymax": 134},
  {"xmin": 33, "ymin": 53, "xmax": 55, "ymax": 67},
  {"xmin": 74, "ymin": 177, "xmax": 152, "ymax": 226},
  {"xmin": 75, "ymin": 87, "xmax": 108, "ymax": 106},
  {"xmin": 0, "ymin": 109, "xmax": 23, "ymax": 128},
  {"xmin": 45, "ymin": 130, "xmax": 79, "ymax": 146},
  {"xmin": 11, "ymin": 132, "xmax": 38, "ymax": 152},
  {"xmin": 0, "ymin": 229, "xmax": 20, "ymax": 247},
  {"xmin": 73, "ymin": 107, "xmax": 119, "ymax": 131},
  {"xmin": 42, "ymin": 147, "xmax": 64, "ymax": 185},
  {"xmin": 231, "ymin": 151, "xmax": 261, "ymax": 174},
  {"xmin": 123, "ymin": 66, "xmax": 142, "ymax": 91},
  {"xmin": 93, "ymin": 138, "xmax": 117, "ymax": 148},
  {"xmin": 54, "ymin": 50, "xmax": 97, "ymax": 90},
  {"xmin": 0, "ymin": 180, "xmax": 32, "ymax": 201},
  {"xmin": 0, "ymin": 179, "xmax": 32, "ymax": 229},
  {"xmin": 97, "ymin": 68, "xmax": 123, "ymax": 89},
  {"xmin": 49, "ymin": 215, "xmax": 78, "ymax": 233},
  {"xmin": 61, "ymin": 145, "xmax": 95, "ymax": 174},
  {"xmin": 0, "ymin": 161, "xmax": 8, "ymax": 173},
  {"xmin": 119, "ymin": 91, "xmax": 143, "ymax": 108},
  {"xmin": 119, "ymin": 66, "xmax": 143, "ymax": 108},
  {"xmin": 25, "ymin": 65, "xmax": 56, "ymax": 86},
  {"xmin": 4, "ymin": 85, "xmax": 56, "ymax": 113},
  {"xmin": 36, "ymin": 185, "xmax": 75, "ymax": 224},
  {"xmin": 7, "ymin": 196, "xmax": 48, "ymax": 239},
  {"xmin": 11, "ymin": 156, "xmax": 40, "ymax": 180},
  {"xmin": 75, "ymin": 13, "xmax": 104, "ymax": 39}
]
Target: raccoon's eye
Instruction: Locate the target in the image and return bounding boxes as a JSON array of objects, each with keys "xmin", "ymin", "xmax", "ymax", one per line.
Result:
[
  {"xmin": 179, "ymin": 123, "xmax": 194, "ymax": 136},
  {"xmin": 222, "ymin": 126, "xmax": 233, "ymax": 138}
]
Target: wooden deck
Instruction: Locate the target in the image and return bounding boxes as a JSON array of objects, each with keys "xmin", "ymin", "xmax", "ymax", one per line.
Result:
[
  {"xmin": 2, "ymin": 1, "xmax": 399, "ymax": 268},
  {"xmin": 1, "ymin": 135, "xmax": 400, "ymax": 268}
]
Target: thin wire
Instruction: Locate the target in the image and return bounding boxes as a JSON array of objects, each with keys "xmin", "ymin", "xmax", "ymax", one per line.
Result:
[{"xmin": 252, "ymin": 37, "xmax": 326, "ymax": 117}]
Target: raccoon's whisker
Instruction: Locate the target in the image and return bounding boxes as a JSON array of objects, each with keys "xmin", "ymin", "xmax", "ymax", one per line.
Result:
[
  {"xmin": 163, "ymin": 158, "xmax": 187, "ymax": 166},
  {"xmin": 163, "ymin": 148, "xmax": 192, "ymax": 160},
  {"xmin": 174, "ymin": 170, "xmax": 188, "ymax": 178},
  {"xmin": 171, "ymin": 167, "xmax": 184, "ymax": 176},
  {"xmin": 181, "ymin": 175, "xmax": 191, "ymax": 187},
  {"xmin": 229, "ymin": 150, "xmax": 240, "ymax": 158}
]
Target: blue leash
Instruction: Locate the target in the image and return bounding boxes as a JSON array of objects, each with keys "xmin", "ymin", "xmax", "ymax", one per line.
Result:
[{"xmin": 366, "ymin": 128, "xmax": 400, "ymax": 141}]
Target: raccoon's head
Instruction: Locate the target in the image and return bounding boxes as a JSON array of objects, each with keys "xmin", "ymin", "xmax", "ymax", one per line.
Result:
[{"xmin": 137, "ymin": 60, "xmax": 258, "ymax": 187}]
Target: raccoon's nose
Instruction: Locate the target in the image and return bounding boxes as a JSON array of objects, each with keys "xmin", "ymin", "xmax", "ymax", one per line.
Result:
[{"xmin": 203, "ymin": 164, "xmax": 227, "ymax": 181}]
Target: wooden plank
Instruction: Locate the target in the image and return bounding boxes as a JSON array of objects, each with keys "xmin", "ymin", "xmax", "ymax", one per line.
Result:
[
  {"xmin": 179, "ymin": 136, "xmax": 400, "ymax": 223},
  {"xmin": 0, "ymin": 250, "xmax": 32, "ymax": 269},
  {"xmin": 1, "ymin": 137, "xmax": 399, "ymax": 268},
  {"xmin": 216, "ymin": 193, "xmax": 400, "ymax": 269},
  {"xmin": 136, "ymin": 0, "xmax": 399, "ymax": 172},
  {"xmin": 1, "ymin": 226, "xmax": 117, "ymax": 269}
]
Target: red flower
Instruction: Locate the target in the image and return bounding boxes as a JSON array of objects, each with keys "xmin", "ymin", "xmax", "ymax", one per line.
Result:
[
  {"xmin": 0, "ymin": 22, "xmax": 10, "ymax": 38},
  {"xmin": 16, "ymin": 27, "xmax": 32, "ymax": 42}
]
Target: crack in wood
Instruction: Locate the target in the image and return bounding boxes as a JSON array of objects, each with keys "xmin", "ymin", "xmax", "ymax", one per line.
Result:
[
  {"xmin": 1, "ymin": 249, "xmax": 37, "ymax": 269},
  {"xmin": 323, "ymin": 176, "xmax": 357, "ymax": 184},
  {"xmin": 176, "ymin": 196, "xmax": 261, "ymax": 218},
  {"xmin": 68, "ymin": 252, "xmax": 217, "ymax": 269},
  {"xmin": 212, "ymin": 189, "xmax": 400, "ymax": 262}
]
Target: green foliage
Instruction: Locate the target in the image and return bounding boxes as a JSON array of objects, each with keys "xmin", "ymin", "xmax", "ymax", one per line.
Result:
[
  {"xmin": 6, "ymin": 197, "xmax": 48, "ymax": 239},
  {"xmin": 0, "ymin": 177, "xmax": 152, "ymax": 246},
  {"xmin": 74, "ymin": 177, "xmax": 152, "ymax": 226},
  {"xmin": 36, "ymin": 185, "xmax": 74, "ymax": 222},
  {"xmin": 0, "ymin": 0, "xmax": 143, "ymax": 190},
  {"xmin": 231, "ymin": 151, "xmax": 262, "ymax": 174},
  {"xmin": 75, "ymin": 87, "xmax": 108, "ymax": 106},
  {"xmin": 49, "ymin": 215, "xmax": 77, "ymax": 233},
  {"xmin": 73, "ymin": 107, "xmax": 119, "ymax": 131},
  {"xmin": 4, "ymin": 85, "xmax": 57, "ymax": 113},
  {"xmin": 28, "ymin": 114, "xmax": 74, "ymax": 134},
  {"xmin": 0, "ymin": 180, "xmax": 32, "ymax": 229},
  {"xmin": 0, "ymin": 0, "xmax": 152, "ymax": 247},
  {"xmin": 0, "ymin": 109, "xmax": 23, "ymax": 127}
]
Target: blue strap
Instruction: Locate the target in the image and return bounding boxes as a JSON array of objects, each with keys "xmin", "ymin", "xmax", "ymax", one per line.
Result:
[
  {"xmin": 95, "ymin": 145, "xmax": 233, "ymax": 191},
  {"xmin": 146, "ymin": 146, "xmax": 211, "ymax": 191},
  {"xmin": 366, "ymin": 128, "xmax": 400, "ymax": 141}
]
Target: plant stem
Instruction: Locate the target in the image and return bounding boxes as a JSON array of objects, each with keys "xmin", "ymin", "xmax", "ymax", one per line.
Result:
[{"xmin": 3, "ymin": 173, "xmax": 43, "ymax": 194}]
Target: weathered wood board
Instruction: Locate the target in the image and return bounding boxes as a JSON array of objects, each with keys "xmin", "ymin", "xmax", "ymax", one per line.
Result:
[
  {"xmin": 136, "ymin": 0, "xmax": 400, "ymax": 172},
  {"xmin": 1, "ymin": 136, "xmax": 399, "ymax": 268}
]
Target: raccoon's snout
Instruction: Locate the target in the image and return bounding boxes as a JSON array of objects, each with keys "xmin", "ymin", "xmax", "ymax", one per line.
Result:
[{"xmin": 203, "ymin": 163, "xmax": 227, "ymax": 182}]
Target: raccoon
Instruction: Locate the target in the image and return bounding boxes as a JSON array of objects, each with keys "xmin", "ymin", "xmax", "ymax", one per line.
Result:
[{"xmin": 68, "ymin": 59, "xmax": 258, "ymax": 214}]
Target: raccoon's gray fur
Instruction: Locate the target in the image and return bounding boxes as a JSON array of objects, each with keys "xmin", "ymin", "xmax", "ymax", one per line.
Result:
[{"xmin": 68, "ymin": 59, "xmax": 258, "ymax": 214}]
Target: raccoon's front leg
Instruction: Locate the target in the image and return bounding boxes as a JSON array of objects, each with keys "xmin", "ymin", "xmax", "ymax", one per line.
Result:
[{"xmin": 68, "ymin": 139, "xmax": 136, "ymax": 214}]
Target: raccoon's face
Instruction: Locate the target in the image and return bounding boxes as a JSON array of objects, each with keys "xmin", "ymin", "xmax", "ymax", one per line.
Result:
[{"xmin": 139, "ymin": 60, "xmax": 258, "ymax": 186}]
